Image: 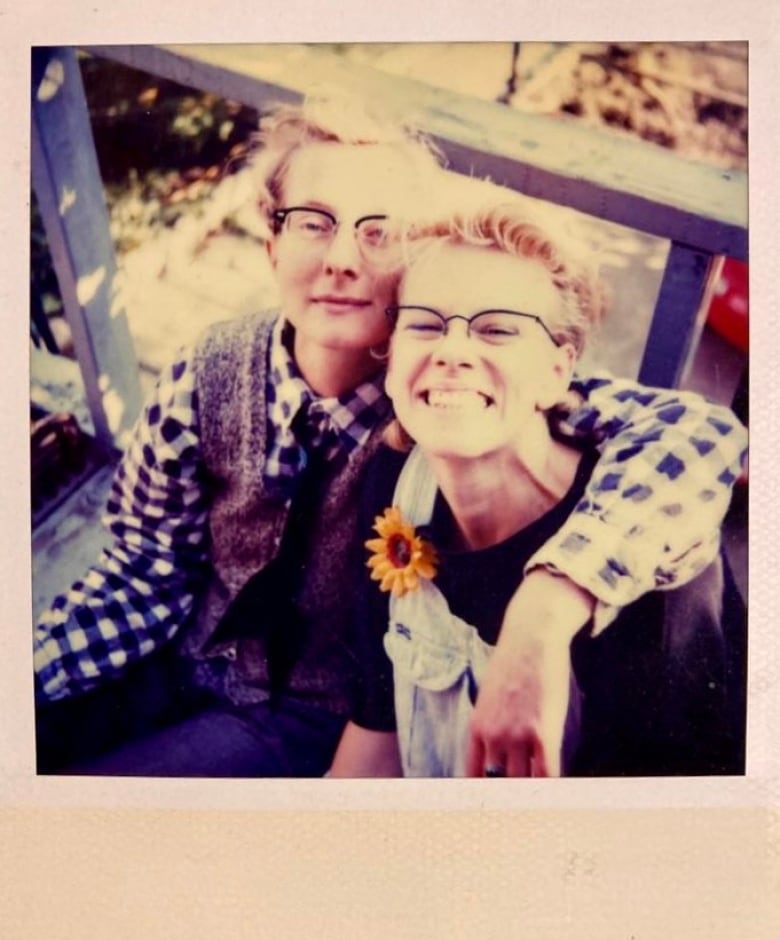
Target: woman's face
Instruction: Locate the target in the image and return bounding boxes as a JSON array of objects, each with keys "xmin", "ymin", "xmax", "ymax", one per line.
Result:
[
  {"xmin": 268, "ymin": 142, "xmax": 420, "ymax": 355},
  {"xmin": 385, "ymin": 242, "xmax": 576, "ymax": 460}
]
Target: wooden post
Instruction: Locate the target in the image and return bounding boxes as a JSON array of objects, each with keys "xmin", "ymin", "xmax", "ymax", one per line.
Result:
[
  {"xmin": 31, "ymin": 46, "xmax": 142, "ymax": 450},
  {"xmin": 638, "ymin": 241, "xmax": 717, "ymax": 388}
]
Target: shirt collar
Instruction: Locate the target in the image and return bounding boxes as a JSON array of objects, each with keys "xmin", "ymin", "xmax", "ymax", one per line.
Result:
[{"xmin": 264, "ymin": 317, "xmax": 391, "ymax": 490}]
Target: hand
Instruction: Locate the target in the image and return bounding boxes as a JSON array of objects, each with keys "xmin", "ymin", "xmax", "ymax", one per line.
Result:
[{"xmin": 465, "ymin": 569, "xmax": 594, "ymax": 778}]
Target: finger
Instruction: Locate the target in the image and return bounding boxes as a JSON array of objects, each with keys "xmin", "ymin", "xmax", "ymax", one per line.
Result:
[
  {"xmin": 506, "ymin": 741, "xmax": 532, "ymax": 778},
  {"xmin": 535, "ymin": 723, "xmax": 564, "ymax": 777},
  {"xmin": 530, "ymin": 742, "xmax": 549, "ymax": 778},
  {"xmin": 530, "ymin": 734, "xmax": 563, "ymax": 778},
  {"xmin": 465, "ymin": 731, "xmax": 486, "ymax": 778},
  {"xmin": 482, "ymin": 743, "xmax": 509, "ymax": 778},
  {"xmin": 543, "ymin": 739, "xmax": 561, "ymax": 777}
]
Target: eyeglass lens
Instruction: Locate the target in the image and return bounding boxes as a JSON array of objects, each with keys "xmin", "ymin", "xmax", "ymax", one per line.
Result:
[
  {"xmin": 390, "ymin": 306, "xmax": 559, "ymax": 346},
  {"xmin": 279, "ymin": 208, "xmax": 396, "ymax": 254}
]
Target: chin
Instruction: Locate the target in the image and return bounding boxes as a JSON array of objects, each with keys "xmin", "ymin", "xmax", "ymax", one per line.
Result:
[{"xmin": 413, "ymin": 435, "xmax": 495, "ymax": 462}]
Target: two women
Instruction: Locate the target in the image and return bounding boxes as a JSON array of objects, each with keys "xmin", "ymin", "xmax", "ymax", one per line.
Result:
[{"xmin": 35, "ymin": 93, "xmax": 746, "ymax": 776}]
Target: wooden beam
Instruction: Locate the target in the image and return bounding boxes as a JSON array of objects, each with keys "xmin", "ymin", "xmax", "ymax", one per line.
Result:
[
  {"xmin": 31, "ymin": 47, "xmax": 143, "ymax": 449},
  {"xmin": 84, "ymin": 43, "xmax": 747, "ymax": 260}
]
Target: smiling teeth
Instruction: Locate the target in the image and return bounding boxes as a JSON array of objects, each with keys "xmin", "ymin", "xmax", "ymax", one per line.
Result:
[{"xmin": 426, "ymin": 389, "xmax": 488, "ymax": 408}]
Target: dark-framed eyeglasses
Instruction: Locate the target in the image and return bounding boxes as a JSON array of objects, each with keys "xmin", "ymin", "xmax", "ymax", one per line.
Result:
[
  {"xmin": 272, "ymin": 207, "xmax": 400, "ymax": 260},
  {"xmin": 385, "ymin": 305, "xmax": 562, "ymax": 347}
]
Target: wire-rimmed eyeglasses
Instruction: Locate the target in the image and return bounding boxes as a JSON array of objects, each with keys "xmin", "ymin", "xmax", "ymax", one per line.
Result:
[{"xmin": 385, "ymin": 305, "xmax": 562, "ymax": 347}]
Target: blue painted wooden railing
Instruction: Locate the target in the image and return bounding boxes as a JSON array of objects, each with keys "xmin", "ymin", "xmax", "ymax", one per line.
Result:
[{"xmin": 31, "ymin": 44, "xmax": 747, "ymax": 449}]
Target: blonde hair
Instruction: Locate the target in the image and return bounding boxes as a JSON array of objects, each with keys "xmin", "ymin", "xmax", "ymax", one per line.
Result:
[
  {"xmin": 383, "ymin": 200, "xmax": 609, "ymax": 452},
  {"xmin": 402, "ymin": 201, "xmax": 608, "ymax": 355},
  {"xmin": 245, "ymin": 89, "xmax": 445, "ymax": 229}
]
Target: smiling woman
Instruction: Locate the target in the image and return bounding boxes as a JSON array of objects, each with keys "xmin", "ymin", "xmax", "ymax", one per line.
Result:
[
  {"xmin": 331, "ymin": 199, "xmax": 745, "ymax": 779},
  {"xmin": 35, "ymin": 90, "xmax": 746, "ymax": 780},
  {"xmin": 264, "ymin": 140, "xmax": 432, "ymax": 395},
  {"xmin": 386, "ymin": 246, "xmax": 580, "ymax": 468}
]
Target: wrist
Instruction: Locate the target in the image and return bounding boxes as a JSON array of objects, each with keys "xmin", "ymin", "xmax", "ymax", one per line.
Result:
[{"xmin": 502, "ymin": 568, "xmax": 595, "ymax": 645}]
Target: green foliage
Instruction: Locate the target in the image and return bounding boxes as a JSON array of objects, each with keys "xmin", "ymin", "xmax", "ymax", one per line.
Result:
[{"xmin": 32, "ymin": 55, "xmax": 262, "ymax": 321}]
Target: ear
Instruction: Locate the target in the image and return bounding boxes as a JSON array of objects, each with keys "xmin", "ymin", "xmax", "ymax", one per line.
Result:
[
  {"xmin": 266, "ymin": 237, "xmax": 278, "ymax": 270},
  {"xmin": 536, "ymin": 342, "xmax": 577, "ymax": 412}
]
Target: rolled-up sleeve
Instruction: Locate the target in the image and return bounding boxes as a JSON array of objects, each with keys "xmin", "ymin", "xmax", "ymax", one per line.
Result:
[{"xmin": 526, "ymin": 372, "xmax": 748, "ymax": 633}]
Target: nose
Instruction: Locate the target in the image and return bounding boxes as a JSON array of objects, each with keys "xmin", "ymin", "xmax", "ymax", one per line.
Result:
[
  {"xmin": 433, "ymin": 319, "xmax": 476, "ymax": 368},
  {"xmin": 322, "ymin": 224, "xmax": 361, "ymax": 277}
]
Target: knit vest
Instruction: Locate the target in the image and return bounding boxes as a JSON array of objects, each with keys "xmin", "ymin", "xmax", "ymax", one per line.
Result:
[{"xmin": 185, "ymin": 311, "xmax": 387, "ymax": 713}]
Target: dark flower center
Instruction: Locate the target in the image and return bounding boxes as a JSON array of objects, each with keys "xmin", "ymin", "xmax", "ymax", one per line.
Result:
[{"xmin": 387, "ymin": 533, "xmax": 412, "ymax": 568}]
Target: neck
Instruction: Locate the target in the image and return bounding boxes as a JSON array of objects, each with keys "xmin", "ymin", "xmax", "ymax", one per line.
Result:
[
  {"xmin": 293, "ymin": 333, "xmax": 382, "ymax": 398},
  {"xmin": 429, "ymin": 418, "xmax": 581, "ymax": 551}
]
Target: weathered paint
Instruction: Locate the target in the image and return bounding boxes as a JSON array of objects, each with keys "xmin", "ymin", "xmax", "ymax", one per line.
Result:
[
  {"xmin": 86, "ymin": 43, "xmax": 747, "ymax": 259},
  {"xmin": 638, "ymin": 241, "xmax": 716, "ymax": 388},
  {"xmin": 31, "ymin": 47, "xmax": 143, "ymax": 449}
]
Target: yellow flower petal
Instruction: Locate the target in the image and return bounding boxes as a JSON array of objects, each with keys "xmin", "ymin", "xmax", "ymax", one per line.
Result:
[
  {"xmin": 380, "ymin": 570, "xmax": 399, "ymax": 593},
  {"xmin": 365, "ymin": 505, "xmax": 438, "ymax": 596},
  {"xmin": 415, "ymin": 560, "xmax": 436, "ymax": 580}
]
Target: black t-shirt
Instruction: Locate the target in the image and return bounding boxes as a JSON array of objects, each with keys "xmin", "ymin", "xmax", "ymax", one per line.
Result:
[
  {"xmin": 351, "ymin": 443, "xmax": 599, "ymax": 732},
  {"xmin": 349, "ymin": 444, "xmax": 744, "ymax": 776}
]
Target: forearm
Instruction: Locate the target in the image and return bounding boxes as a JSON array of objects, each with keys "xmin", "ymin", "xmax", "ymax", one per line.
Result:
[
  {"xmin": 34, "ymin": 351, "xmax": 210, "ymax": 701},
  {"xmin": 541, "ymin": 373, "xmax": 748, "ymax": 622},
  {"xmin": 329, "ymin": 721, "xmax": 403, "ymax": 777},
  {"xmin": 34, "ymin": 543, "xmax": 203, "ymax": 700},
  {"xmin": 467, "ymin": 569, "xmax": 587, "ymax": 777},
  {"xmin": 499, "ymin": 568, "xmax": 595, "ymax": 648},
  {"xmin": 471, "ymin": 376, "xmax": 746, "ymax": 776}
]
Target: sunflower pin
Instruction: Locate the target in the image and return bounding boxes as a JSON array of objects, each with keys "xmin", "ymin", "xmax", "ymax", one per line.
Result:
[{"xmin": 365, "ymin": 506, "xmax": 438, "ymax": 597}]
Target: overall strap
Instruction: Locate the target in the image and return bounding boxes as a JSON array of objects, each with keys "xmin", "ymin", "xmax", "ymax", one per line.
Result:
[{"xmin": 391, "ymin": 445, "xmax": 438, "ymax": 528}]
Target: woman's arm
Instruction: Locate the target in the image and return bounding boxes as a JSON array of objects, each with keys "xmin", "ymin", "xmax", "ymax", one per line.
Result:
[
  {"xmin": 329, "ymin": 721, "xmax": 402, "ymax": 777},
  {"xmin": 535, "ymin": 372, "xmax": 747, "ymax": 622},
  {"xmin": 466, "ymin": 569, "xmax": 592, "ymax": 778},
  {"xmin": 468, "ymin": 374, "xmax": 747, "ymax": 777},
  {"xmin": 34, "ymin": 352, "xmax": 211, "ymax": 701}
]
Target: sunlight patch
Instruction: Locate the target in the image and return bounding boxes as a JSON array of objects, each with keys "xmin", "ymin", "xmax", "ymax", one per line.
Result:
[
  {"xmin": 76, "ymin": 267, "xmax": 106, "ymax": 305},
  {"xmin": 36, "ymin": 57, "xmax": 65, "ymax": 102}
]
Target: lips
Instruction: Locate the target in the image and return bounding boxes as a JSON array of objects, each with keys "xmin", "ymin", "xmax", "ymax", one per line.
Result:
[{"xmin": 311, "ymin": 295, "xmax": 372, "ymax": 308}]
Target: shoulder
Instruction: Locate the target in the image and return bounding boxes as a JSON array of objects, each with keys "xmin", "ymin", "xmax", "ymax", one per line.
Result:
[
  {"xmin": 193, "ymin": 310, "xmax": 278, "ymax": 373},
  {"xmin": 191, "ymin": 310, "xmax": 278, "ymax": 469}
]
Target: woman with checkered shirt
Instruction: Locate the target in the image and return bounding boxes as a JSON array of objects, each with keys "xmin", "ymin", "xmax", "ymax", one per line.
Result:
[{"xmin": 34, "ymin": 93, "xmax": 747, "ymax": 776}]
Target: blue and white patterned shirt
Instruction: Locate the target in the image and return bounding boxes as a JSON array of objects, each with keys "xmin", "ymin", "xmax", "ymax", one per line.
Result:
[
  {"xmin": 34, "ymin": 320, "xmax": 747, "ymax": 700},
  {"xmin": 264, "ymin": 319, "xmax": 391, "ymax": 495}
]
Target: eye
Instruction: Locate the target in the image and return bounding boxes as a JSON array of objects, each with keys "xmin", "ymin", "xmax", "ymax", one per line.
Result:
[
  {"xmin": 474, "ymin": 324, "xmax": 517, "ymax": 337},
  {"xmin": 471, "ymin": 315, "xmax": 520, "ymax": 341},
  {"xmin": 406, "ymin": 323, "xmax": 444, "ymax": 335},
  {"xmin": 300, "ymin": 217, "xmax": 331, "ymax": 234},
  {"xmin": 397, "ymin": 309, "xmax": 445, "ymax": 337},
  {"xmin": 359, "ymin": 221, "xmax": 390, "ymax": 246},
  {"xmin": 289, "ymin": 210, "xmax": 334, "ymax": 236},
  {"xmin": 406, "ymin": 320, "xmax": 444, "ymax": 336}
]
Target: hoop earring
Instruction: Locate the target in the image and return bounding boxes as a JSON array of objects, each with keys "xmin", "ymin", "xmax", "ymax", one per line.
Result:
[{"xmin": 369, "ymin": 344, "xmax": 389, "ymax": 362}]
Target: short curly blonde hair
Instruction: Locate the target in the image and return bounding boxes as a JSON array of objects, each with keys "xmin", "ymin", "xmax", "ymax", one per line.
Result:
[
  {"xmin": 245, "ymin": 89, "xmax": 445, "ymax": 229},
  {"xmin": 401, "ymin": 201, "xmax": 608, "ymax": 356},
  {"xmin": 383, "ymin": 200, "xmax": 609, "ymax": 452}
]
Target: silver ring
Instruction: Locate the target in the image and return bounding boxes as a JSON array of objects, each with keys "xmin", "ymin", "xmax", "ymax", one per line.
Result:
[{"xmin": 484, "ymin": 765, "xmax": 506, "ymax": 778}]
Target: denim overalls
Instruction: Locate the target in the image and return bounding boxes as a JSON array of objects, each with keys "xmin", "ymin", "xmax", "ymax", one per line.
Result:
[
  {"xmin": 384, "ymin": 447, "xmax": 583, "ymax": 777},
  {"xmin": 383, "ymin": 448, "xmax": 500, "ymax": 776}
]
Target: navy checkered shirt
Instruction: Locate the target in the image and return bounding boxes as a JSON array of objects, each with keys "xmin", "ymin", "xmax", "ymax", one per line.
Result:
[{"xmin": 34, "ymin": 324, "xmax": 747, "ymax": 699}]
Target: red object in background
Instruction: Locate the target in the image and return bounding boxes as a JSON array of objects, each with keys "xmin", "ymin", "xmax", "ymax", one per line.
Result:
[{"xmin": 706, "ymin": 258, "xmax": 748, "ymax": 353}]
